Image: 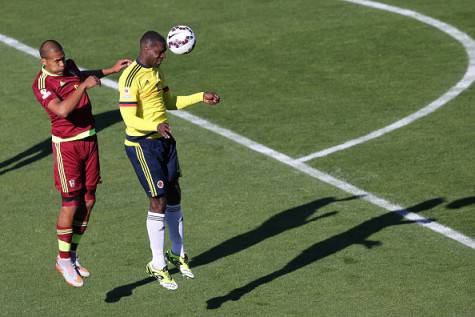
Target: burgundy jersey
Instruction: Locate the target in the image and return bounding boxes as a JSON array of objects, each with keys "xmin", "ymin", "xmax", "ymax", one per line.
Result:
[{"xmin": 32, "ymin": 59, "xmax": 95, "ymax": 138}]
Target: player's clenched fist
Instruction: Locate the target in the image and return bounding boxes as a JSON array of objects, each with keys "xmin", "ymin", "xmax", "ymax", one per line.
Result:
[
  {"xmin": 203, "ymin": 92, "xmax": 220, "ymax": 105},
  {"xmin": 82, "ymin": 76, "xmax": 101, "ymax": 89}
]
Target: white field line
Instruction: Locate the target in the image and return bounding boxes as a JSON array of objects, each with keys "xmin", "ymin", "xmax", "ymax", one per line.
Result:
[
  {"xmin": 297, "ymin": 0, "xmax": 475, "ymax": 162},
  {"xmin": 2, "ymin": 2, "xmax": 474, "ymax": 250}
]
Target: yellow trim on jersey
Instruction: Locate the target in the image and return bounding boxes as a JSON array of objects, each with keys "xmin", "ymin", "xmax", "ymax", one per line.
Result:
[
  {"xmin": 54, "ymin": 143, "xmax": 69, "ymax": 193},
  {"xmin": 135, "ymin": 145, "xmax": 157, "ymax": 197},
  {"xmin": 38, "ymin": 73, "xmax": 47, "ymax": 90},
  {"xmin": 41, "ymin": 65, "xmax": 61, "ymax": 77},
  {"xmin": 52, "ymin": 128, "xmax": 96, "ymax": 143}
]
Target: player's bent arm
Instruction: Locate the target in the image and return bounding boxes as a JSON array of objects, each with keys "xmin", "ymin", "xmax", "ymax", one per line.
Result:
[
  {"xmin": 46, "ymin": 84, "xmax": 88, "ymax": 118},
  {"xmin": 119, "ymin": 105, "xmax": 159, "ymax": 131},
  {"xmin": 47, "ymin": 76, "xmax": 100, "ymax": 118},
  {"xmin": 164, "ymin": 91, "xmax": 204, "ymax": 110}
]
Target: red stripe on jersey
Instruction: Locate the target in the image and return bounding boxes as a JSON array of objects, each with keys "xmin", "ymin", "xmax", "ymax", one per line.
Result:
[{"xmin": 119, "ymin": 102, "xmax": 137, "ymax": 107}]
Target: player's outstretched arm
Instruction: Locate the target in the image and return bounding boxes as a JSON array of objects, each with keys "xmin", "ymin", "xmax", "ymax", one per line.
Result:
[
  {"xmin": 78, "ymin": 59, "xmax": 132, "ymax": 80},
  {"xmin": 164, "ymin": 91, "xmax": 221, "ymax": 110},
  {"xmin": 47, "ymin": 76, "xmax": 101, "ymax": 118},
  {"xmin": 101, "ymin": 59, "xmax": 133, "ymax": 76}
]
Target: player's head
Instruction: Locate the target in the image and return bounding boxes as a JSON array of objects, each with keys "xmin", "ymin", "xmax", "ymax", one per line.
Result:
[
  {"xmin": 40, "ymin": 40, "xmax": 65, "ymax": 75},
  {"xmin": 139, "ymin": 31, "xmax": 166, "ymax": 67}
]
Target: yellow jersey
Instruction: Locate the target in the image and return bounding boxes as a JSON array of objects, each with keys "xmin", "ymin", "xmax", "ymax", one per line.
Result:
[{"xmin": 118, "ymin": 60, "xmax": 203, "ymax": 141}]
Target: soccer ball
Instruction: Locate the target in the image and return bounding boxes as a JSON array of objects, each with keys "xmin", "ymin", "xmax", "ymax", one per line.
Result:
[{"xmin": 167, "ymin": 25, "xmax": 196, "ymax": 55}]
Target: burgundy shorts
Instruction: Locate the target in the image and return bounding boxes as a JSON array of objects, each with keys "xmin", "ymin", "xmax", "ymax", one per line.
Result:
[{"xmin": 51, "ymin": 135, "xmax": 101, "ymax": 198}]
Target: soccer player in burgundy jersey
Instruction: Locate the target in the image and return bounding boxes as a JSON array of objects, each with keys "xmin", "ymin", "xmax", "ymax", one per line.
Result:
[{"xmin": 32, "ymin": 40, "xmax": 131, "ymax": 287}]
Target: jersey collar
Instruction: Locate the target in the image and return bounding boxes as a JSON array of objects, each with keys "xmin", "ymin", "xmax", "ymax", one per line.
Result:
[
  {"xmin": 41, "ymin": 65, "xmax": 61, "ymax": 77},
  {"xmin": 136, "ymin": 58, "xmax": 156, "ymax": 69}
]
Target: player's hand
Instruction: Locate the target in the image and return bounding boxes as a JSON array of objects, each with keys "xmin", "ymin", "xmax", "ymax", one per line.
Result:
[
  {"xmin": 203, "ymin": 92, "xmax": 220, "ymax": 105},
  {"xmin": 82, "ymin": 76, "xmax": 101, "ymax": 89},
  {"xmin": 111, "ymin": 59, "xmax": 133, "ymax": 73},
  {"xmin": 157, "ymin": 122, "xmax": 172, "ymax": 139}
]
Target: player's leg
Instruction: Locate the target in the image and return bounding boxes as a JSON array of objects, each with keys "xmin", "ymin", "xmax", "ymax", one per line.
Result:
[
  {"xmin": 125, "ymin": 140, "xmax": 177, "ymax": 290},
  {"xmin": 55, "ymin": 195, "xmax": 84, "ymax": 287},
  {"xmin": 70, "ymin": 136, "xmax": 101, "ymax": 277},
  {"xmin": 165, "ymin": 182, "xmax": 183, "ymax": 257},
  {"xmin": 145, "ymin": 195, "xmax": 177, "ymax": 289},
  {"xmin": 70, "ymin": 188, "xmax": 95, "ymax": 277},
  {"xmin": 52, "ymin": 141, "xmax": 84, "ymax": 287},
  {"xmin": 148, "ymin": 195, "xmax": 167, "ymax": 270},
  {"xmin": 164, "ymin": 140, "xmax": 194, "ymax": 278}
]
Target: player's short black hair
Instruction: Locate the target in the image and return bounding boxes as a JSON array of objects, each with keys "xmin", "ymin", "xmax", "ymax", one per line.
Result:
[
  {"xmin": 39, "ymin": 40, "xmax": 64, "ymax": 58},
  {"xmin": 140, "ymin": 31, "xmax": 166, "ymax": 48}
]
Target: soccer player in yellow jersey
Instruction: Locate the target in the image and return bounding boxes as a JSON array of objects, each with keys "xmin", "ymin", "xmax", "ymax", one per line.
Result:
[{"xmin": 118, "ymin": 31, "xmax": 220, "ymax": 290}]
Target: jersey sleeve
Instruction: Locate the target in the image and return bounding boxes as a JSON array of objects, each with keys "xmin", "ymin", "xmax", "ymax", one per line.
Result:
[
  {"xmin": 32, "ymin": 78, "xmax": 59, "ymax": 109},
  {"xmin": 163, "ymin": 89, "xmax": 204, "ymax": 110},
  {"xmin": 119, "ymin": 75, "xmax": 139, "ymax": 106},
  {"xmin": 159, "ymin": 72, "xmax": 203, "ymax": 110}
]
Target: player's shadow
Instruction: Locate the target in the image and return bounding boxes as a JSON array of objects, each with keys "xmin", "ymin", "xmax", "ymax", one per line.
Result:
[
  {"xmin": 185, "ymin": 196, "xmax": 359, "ymax": 270},
  {"xmin": 104, "ymin": 196, "xmax": 355, "ymax": 303},
  {"xmin": 0, "ymin": 109, "xmax": 122, "ymax": 176},
  {"xmin": 206, "ymin": 197, "xmax": 444, "ymax": 309},
  {"xmin": 446, "ymin": 196, "xmax": 475, "ymax": 210}
]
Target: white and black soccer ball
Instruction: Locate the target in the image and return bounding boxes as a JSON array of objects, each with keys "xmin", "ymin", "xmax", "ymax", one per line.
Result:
[{"xmin": 167, "ymin": 25, "xmax": 196, "ymax": 55}]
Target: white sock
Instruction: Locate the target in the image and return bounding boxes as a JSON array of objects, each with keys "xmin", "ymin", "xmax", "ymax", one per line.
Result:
[
  {"xmin": 146, "ymin": 211, "xmax": 166, "ymax": 269},
  {"xmin": 165, "ymin": 204, "xmax": 185, "ymax": 257}
]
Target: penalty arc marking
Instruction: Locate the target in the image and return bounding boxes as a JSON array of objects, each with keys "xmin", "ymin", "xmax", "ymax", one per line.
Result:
[
  {"xmin": 0, "ymin": 1, "xmax": 474, "ymax": 250},
  {"xmin": 297, "ymin": 0, "xmax": 475, "ymax": 162}
]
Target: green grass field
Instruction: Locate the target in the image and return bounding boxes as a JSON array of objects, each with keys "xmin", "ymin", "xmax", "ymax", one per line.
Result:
[{"xmin": 0, "ymin": 0, "xmax": 474, "ymax": 316}]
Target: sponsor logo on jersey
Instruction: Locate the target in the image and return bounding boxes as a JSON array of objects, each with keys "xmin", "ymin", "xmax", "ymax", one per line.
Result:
[
  {"xmin": 40, "ymin": 89, "xmax": 52, "ymax": 100},
  {"xmin": 69, "ymin": 179, "xmax": 75, "ymax": 188},
  {"xmin": 157, "ymin": 180, "xmax": 164, "ymax": 189}
]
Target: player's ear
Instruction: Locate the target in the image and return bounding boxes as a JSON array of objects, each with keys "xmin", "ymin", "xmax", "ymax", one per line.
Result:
[{"xmin": 41, "ymin": 58, "xmax": 47, "ymax": 66}]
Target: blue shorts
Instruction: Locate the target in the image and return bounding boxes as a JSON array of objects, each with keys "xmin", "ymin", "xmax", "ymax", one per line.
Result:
[{"xmin": 125, "ymin": 135, "xmax": 181, "ymax": 197}]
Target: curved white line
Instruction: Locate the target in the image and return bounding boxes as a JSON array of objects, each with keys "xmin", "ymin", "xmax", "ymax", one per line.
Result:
[
  {"xmin": 1, "ymin": 1, "xmax": 474, "ymax": 249},
  {"xmin": 298, "ymin": 0, "xmax": 475, "ymax": 162}
]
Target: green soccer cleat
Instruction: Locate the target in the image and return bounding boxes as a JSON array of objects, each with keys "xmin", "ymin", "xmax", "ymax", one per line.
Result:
[
  {"xmin": 165, "ymin": 250, "xmax": 195, "ymax": 279},
  {"xmin": 145, "ymin": 262, "xmax": 178, "ymax": 290}
]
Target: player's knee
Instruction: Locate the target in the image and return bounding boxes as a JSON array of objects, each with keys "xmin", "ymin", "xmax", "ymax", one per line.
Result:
[
  {"xmin": 166, "ymin": 182, "xmax": 181, "ymax": 205},
  {"xmin": 150, "ymin": 196, "xmax": 166, "ymax": 213}
]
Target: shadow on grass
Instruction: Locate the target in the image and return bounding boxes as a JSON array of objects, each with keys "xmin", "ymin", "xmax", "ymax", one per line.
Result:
[
  {"xmin": 104, "ymin": 196, "xmax": 355, "ymax": 303},
  {"xmin": 0, "ymin": 109, "xmax": 121, "ymax": 175},
  {"xmin": 446, "ymin": 196, "xmax": 475, "ymax": 209},
  {"xmin": 206, "ymin": 198, "xmax": 444, "ymax": 309}
]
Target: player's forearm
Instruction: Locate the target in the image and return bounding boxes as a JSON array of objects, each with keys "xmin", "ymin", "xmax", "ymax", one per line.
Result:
[
  {"xmin": 101, "ymin": 67, "xmax": 117, "ymax": 77},
  {"xmin": 79, "ymin": 70, "xmax": 104, "ymax": 81},
  {"xmin": 119, "ymin": 107, "xmax": 159, "ymax": 131},
  {"xmin": 165, "ymin": 92, "xmax": 204, "ymax": 110},
  {"xmin": 51, "ymin": 84, "xmax": 87, "ymax": 118}
]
